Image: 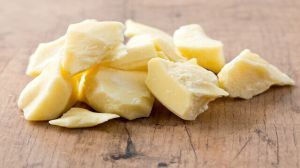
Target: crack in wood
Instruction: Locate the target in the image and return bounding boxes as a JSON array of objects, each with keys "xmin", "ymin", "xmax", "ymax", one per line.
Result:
[
  {"xmin": 110, "ymin": 124, "xmax": 139, "ymax": 160},
  {"xmin": 274, "ymin": 125, "xmax": 280, "ymax": 166},
  {"xmin": 184, "ymin": 123, "xmax": 198, "ymax": 161},
  {"xmin": 157, "ymin": 162, "xmax": 168, "ymax": 168},
  {"xmin": 254, "ymin": 128, "xmax": 276, "ymax": 147},
  {"xmin": 232, "ymin": 136, "xmax": 252, "ymax": 161}
]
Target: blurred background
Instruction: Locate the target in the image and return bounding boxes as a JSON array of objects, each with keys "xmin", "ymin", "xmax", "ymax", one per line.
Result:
[{"xmin": 2, "ymin": 0, "xmax": 299, "ymax": 65}]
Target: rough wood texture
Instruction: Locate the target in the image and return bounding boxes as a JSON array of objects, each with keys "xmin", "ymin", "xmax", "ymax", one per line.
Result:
[{"xmin": 1, "ymin": 0, "xmax": 300, "ymax": 167}]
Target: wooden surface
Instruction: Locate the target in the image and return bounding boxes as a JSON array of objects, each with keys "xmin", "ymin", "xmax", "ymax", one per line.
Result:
[{"xmin": 1, "ymin": 0, "xmax": 300, "ymax": 167}]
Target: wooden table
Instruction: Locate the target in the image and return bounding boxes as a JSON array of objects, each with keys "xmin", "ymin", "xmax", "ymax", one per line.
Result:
[{"xmin": 1, "ymin": 0, "xmax": 300, "ymax": 167}]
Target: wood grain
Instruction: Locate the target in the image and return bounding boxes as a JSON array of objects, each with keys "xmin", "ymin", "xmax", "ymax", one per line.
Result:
[{"xmin": 1, "ymin": 0, "xmax": 300, "ymax": 167}]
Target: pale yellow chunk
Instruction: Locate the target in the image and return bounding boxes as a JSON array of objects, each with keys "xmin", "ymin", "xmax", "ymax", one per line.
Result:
[
  {"xmin": 108, "ymin": 34, "xmax": 158, "ymax": 71},
  {"xmin": 146, "ymin": 58, "xmax": 228, "ymax": 120},
  {"xmin": 174, "ymin": 24, "xmax": 225, "ymax": 73},
  {"xmin": 49, "ymin": 108, "xmax": 119, "ymax": 128},
  {"xmin": 62, "ymin": 20, "xmax": 125, "ymax": 75},
  {"xmin": 218, "ymin": 49, "xmax": 295, "ymax": 99},
  {"xmin": 84, "ymin": 67, "xmax": 154, "ymax": 120},
  {"xmin": 187, "ymin": 58, "xmax": 198, "ymax": 65},
  {"xmin": 18, "ymin": 61, "xmax": 73, "ymax": 121},
  {"xmin": 125, "ymin": 20, "xmax": 173, "ymax": 41},
  {"xmin": 125, "ymin": 20, "xmax": 186, "ymax": 62},
  {"xmin": 157, "ymin": 51, "xmax": 169, "ymax": 59},
  {"xmin": 70, "ymin": 71, "xmax": 88, "ymax": 102},
  {"xmin": 153, "ymin": 37, "xmax": 186, "ymax": 62},
  {"xmin": 26, "ymin": 36, "xmax": 65, "ymax": 77}
]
